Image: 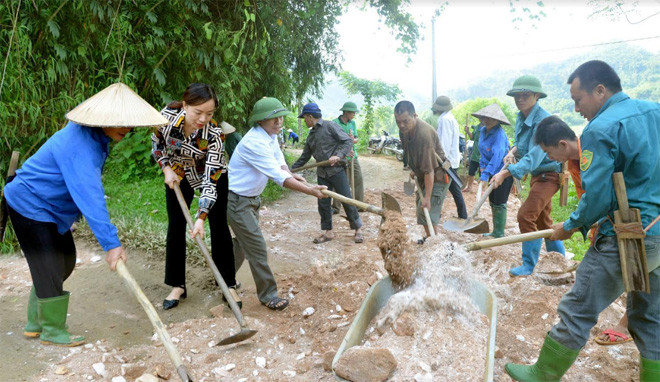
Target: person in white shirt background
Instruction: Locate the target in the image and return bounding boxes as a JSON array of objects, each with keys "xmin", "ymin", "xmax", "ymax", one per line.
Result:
[{"xmin": 431, "ymin": 96, "xmax": 467, "ymax": 219}]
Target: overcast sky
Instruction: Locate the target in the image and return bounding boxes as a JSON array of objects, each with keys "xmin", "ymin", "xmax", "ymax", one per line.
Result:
[{"xmin": 335, "ymin": 0, "xmax": 660, "ymax": 103}]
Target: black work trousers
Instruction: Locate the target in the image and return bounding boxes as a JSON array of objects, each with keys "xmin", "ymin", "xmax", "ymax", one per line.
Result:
[
  {"xmin": 448, "ymin": 168, "xmax": 468, "ymax": 219},
  {"xmin": 164, "ymin": 175, "xmax": 236, "ymax": 288},
  {"xmin": 8, "ymin": 205, "xmax": 76, "ymax": 299}
]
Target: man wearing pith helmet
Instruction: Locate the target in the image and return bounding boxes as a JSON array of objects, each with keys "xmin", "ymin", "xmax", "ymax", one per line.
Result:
[
  {"xmin": 490, "ymin": 75, "xmax": 565, "ymax": 277},
  {"xmin": 331, "ymin": 101, "xmax": 364, "ymax": 214},
  {"xmin": 3, "ymin": 82, "xmax": 168, "ymax": 347},
  {"xmin": 227, "ymin": 97, "xmax": 327, "ymax": 311},
  {"xmin": 292, "ymin": 102, "xmax": 364, "ymax": 244}
]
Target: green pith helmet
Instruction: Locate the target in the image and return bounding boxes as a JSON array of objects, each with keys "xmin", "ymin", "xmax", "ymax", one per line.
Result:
[
  {"xmin": 248, "ymin": 97, "xmax": 291, "ymax": 124},
  {"xmin": 506, "ymin": 75, "xmax": 547, "ymax": 99},
  {"xmin": 340, "ymin": 101, "xmax": 359, "ymax": 113}
]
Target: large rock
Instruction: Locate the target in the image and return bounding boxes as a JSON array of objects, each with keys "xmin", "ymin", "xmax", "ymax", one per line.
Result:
[{"xmin": 333, "ymin": 346, "xmax": 397, "ymax": 382}]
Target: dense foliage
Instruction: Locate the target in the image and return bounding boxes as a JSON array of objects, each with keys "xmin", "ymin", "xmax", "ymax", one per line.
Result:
[
  {"xmin": 0, "ymin": 0, "xmax": 420, "ymax": 253},
  {"xmin": 0, "ymin": 0, "xmax": 420, "ymax": 175}
]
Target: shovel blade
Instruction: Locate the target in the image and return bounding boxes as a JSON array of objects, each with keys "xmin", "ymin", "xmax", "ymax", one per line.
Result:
[
  {"xmin": 381, "ymin": 192, "xmax": 402, "ymax": 214},
  {"xmin": 442, "ymin": 217, "xmax": 490, "ymax": 234},
  {"xmin": 216, "ymin": 329, "xmax": 258, "ymax": 346},
  {"xmin": 403, "ymin": 180, "xmax": 415, "ymax": 196}
]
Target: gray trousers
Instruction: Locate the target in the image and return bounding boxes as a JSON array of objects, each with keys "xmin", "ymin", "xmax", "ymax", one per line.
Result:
[
  {"xmin": 227, "ymin": 191, "xmax": 278, "ymax": 304},
  {"xmin": 332, "ymin": 157, "xmax": 364, "ymax": 211},
  {"xmin": 549, "ymin": 234, "xmax": 660, "ymax": 359},
  {"xmin": 318, "ymin": 171, "xmax": 363, "ymax": 231}
]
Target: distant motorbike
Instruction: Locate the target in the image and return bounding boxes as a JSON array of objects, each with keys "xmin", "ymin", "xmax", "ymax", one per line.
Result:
[{"xmin": 368, "ymin": 131, "xmax": 403, "ymax": 161}]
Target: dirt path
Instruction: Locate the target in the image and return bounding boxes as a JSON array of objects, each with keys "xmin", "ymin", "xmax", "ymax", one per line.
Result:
[{"xmin": 0, "ymin": 153, "xmax": 636, "ymax": 381}]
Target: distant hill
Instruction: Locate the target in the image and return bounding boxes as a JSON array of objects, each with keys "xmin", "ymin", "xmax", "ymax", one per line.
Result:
[
  {"xmin": 447, "ymin": 44, "xmax": 660, "ymax": 126},
  {"xmin": 317, "ymin": 44, "xmax": 660, "ymax": 134}
]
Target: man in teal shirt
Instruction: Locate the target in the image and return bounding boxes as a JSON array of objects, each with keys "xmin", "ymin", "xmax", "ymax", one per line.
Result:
[
  {"xmin": 491, "ymin": 75, "xmax": 565, "ymax": 276},
  {"xmin": 332, "ymin": 101, "xmax": 364, "ymax": 213},
  {"xmin": 505, "ymin": 60, "xmax": 660, "ymax": 382}
]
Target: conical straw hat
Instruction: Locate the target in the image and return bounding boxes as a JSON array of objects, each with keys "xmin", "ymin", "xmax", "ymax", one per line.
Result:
[
  {"xmin": 66, "ymin": 82, "xmax": 168, "ymax": 128},
  {"xmin": 220, "ymin": 121, "xmax": 236, "ymax": 134},
  {"xmin": 471, "ymin": 103, "xmax": 511, "ymax": 125}
]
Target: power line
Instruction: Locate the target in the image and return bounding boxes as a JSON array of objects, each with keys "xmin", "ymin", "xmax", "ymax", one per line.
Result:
[{"xmin": 508, "ymin": 34, "xmax": 660, "ymax": 57}]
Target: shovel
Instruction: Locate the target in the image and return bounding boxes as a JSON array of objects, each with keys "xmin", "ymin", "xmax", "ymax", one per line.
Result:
[
  {"xmin": 116, "ymin": 259, "xmax": 194, "ymax": 382},
  {"xmin": 443, "ymin": 180, "xmax": 496, "ymax": 234},
  {"xmin": 403, "ymin": 179, "xmax": 415, "ymax": 196},
  {"xmin": 321, "ymin": 189, "xmax": 401, "ymax": 218},
  {"xmin": 443, "ymin": 164, "xmax": 511, "ymax": 234},
  {"xmin": 173, "ymin": 183, "xmax": 257, "ymax": 346}
]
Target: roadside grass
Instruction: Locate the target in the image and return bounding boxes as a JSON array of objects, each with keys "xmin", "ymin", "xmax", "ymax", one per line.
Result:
[{"xmin": 72, "ymin": 151, "xmax": 295, "ymax": 263}]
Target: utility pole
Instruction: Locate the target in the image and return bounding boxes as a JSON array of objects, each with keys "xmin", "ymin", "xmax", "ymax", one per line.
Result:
[{"xmin": 431, "ymin": 16, "xmax": 437, "ymax": 103}]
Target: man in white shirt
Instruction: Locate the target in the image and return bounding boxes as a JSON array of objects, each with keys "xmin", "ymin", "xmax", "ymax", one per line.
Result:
[
  {"xmin": 432, "ymin": 96, "xmax": 467, "ymax": 219},
  {"xmin": 228, "ymin": 97, "xmax": 326, "ymax": 311}
]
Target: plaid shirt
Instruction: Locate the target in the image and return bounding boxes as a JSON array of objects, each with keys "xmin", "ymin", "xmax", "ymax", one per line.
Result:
[{"xmin": 151, "ymin": 107, "xmax": 227, "ymax": 219}]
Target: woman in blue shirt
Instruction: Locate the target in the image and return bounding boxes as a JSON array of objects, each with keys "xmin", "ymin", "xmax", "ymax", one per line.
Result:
[
  {"xmin": 473, "ymin": 104, "xmax": 512, "ymax": 238},
  {"xmin": 4, "ymin": 83, "xmax": 168, "ymax": 346}
]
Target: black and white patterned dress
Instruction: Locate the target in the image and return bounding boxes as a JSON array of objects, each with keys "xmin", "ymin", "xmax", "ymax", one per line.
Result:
[{"xmin": 151, "ymin": 107, "xmax": 227, "ymax": 219}]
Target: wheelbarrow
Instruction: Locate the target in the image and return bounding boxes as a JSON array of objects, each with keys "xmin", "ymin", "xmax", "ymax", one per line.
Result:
[{"xmin": 332, "ymin": 275, "xmax": 497, "ymax": 381}]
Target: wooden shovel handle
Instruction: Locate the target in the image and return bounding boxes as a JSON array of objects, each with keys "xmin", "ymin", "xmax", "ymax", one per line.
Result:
[
  {"xmin": 321, "ymin": 189, "xmax": 384, "ymax": 216},
  {"xmin": 116, "ymin": 259, "xmax": 193, "ymax": 381},
  {"xmin": 414, "ymin": 177, "xmax": 435, "ymax": 237},
  {"xmin": 464, "ymin": 229, "xmax": 554, "ymax": 251},
  {"xmin": 292, "ymin": 159, "xmax": 334, "ymax": 173},
  {"xmin": 172, "ymin": 183, "xmax": 247, "ymax": 328},
  {"xmin": 467, "ymin": 164, "xmax": 509, "ymax": 220}
]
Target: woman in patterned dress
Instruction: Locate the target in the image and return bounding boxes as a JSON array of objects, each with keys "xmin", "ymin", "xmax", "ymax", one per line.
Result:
[{"xmin": 151, "ymin": 83, "xmax": 239, "ymax": 310}]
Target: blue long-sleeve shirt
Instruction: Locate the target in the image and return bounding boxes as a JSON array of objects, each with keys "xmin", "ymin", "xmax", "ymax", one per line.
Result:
[
  {"xmin": 507, "ymin": 103, "xmax": 561, "ymax": 178},
  {"xmin": 563, "ymin": 92, "xmax": 660, "ymax": 238},
  {"xmin": 4, "ymin": 122, "xmax": 121, "ymax": 251},
  {"xmin": 478, "ymin": 124, "xmax": 509, "ymax": 181}
]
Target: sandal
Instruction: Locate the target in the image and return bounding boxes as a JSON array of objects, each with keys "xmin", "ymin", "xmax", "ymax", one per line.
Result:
[
  {"xmin": 417, "ymin": 237, "xmax": 427, "ymax": 245},
  {"xmin": 594, "ymin": 329, "xmax": 633, "ymax": 346},
  {"xmin": 313, "ymin": 235, "xmax": 333, "ymax": 244},
  {"xmin": 354, "ymin": 232, "xmax": 364, "ymax": 244},
  {"xmin": 264, "ymin": 297, "xmax": 289, "ymax": 311}
]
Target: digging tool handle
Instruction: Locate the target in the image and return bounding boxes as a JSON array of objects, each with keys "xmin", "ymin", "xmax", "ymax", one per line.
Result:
[
  {"xmin": 0, "ymin": 151, "xmax": 20, "ymax": 242},
  {"xmin": 321, "ymin": 189, "xmax": 385, "ymax": 216},
  {"xmin": 292, "ymin": 159, "xmax": 345, "ymax": 173},
  {"xmin": 116, "ymin": 259, "xmax": 193, "ymax": 382},
  {"xmin": 172, "ymin": 183, "xmax": 248, "ymax": 328},
  {"xmin": 465, "ymin": 223, "xmax": 599, "ymax": 251},
  {"xmin": 414, "ymin": 177, "xmax": 435, "ymax": 237},
  {"xmin": 462, "ymin": 113, "xmax": 469, "ymax": 175},
  {"xmin": 465, "ymin": 164, "xmax": 509, "ymax": 221},
  {"xmin": 465, "ymin": 229, "xmax": 554, "ymax": 251}
]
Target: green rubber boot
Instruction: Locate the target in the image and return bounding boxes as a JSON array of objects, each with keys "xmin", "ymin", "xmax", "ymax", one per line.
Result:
[
  {"xmin": 483, "ymin": 203, "xmax": 507, "ymax": 238},
  {"xmin": 23, "ymin": 287, "xmax": 41, "ymax": 338},
  {"xmin": 641, "ymin": 357, "xmax": 660, "ymax": 382},
  {"xmin": 38, "ymin": 291, "xmax": 85, "ymax": 347},
  {"xmin": 505, "ymin": 334, "xmax": 579, "ymax": 381}
]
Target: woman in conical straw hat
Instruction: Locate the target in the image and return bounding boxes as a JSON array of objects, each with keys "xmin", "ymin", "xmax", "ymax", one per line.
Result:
[
  {"xmin": 3, "ymin": 82, "xmax": 168, "ymax": 347},
  {"xmin": 472, "ymin": 103, "xmax": 513, "ymax": 239},
  {"xmin": 151, "ymin": 83, "xmax": 241, "ymax": 310}
]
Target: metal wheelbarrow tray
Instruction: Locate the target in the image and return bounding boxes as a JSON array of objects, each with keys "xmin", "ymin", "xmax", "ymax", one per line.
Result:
[{"xmin": 332, "ymin": 275, "xmax": 497, "ymax": 382}]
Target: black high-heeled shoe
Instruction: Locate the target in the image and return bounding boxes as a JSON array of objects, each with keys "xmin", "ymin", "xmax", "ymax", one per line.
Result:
[{"xmin": 163, "ymin": 286, "xmax": 187, "ymax": 310}]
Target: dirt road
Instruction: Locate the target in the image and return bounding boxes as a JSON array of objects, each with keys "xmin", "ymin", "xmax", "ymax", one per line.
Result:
[{"xmin": 0, "ymin": 153, "xmax": 636, "ymax": 381}]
